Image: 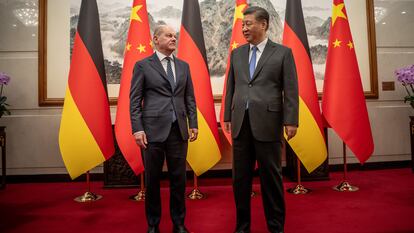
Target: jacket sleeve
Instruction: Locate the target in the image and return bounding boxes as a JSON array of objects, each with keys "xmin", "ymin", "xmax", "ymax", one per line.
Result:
[
  {"xmin": 223, "ymin": 50, "xmax": 235, "ymax": 122},
  {"xmin": 130, "ymin": 62, "xmax": 145, "ymax": 133},
  {"xmin": 184, "ymin": 63, "xmax": 198, "ymax": 129},
  {"xmin": 282, "ymin": 48, "xmax": 299, "ymax": 126}
]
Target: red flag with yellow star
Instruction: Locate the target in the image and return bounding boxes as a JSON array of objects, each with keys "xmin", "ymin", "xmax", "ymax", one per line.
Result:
[
  {"xmin": 115, "ymin": 0, "xmax": 153, "ymax": 175},
  {"xmin": 322, "ymin": 0, "xmax": 374, "ymax": 163},
  {"xmin": 220, "ymin": 0, "xmax": 248, "ymax": 144}
]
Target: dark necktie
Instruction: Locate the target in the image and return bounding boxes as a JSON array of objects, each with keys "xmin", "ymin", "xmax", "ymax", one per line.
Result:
[
  {"xmin": 165, "ymin": 57, "xmax": 177, "ymax": 122},
  {"xmin": 249, "ymin": 46, "xmax": 257, "ymax": 80},
  {"xmin": 246, "ymin": 46, "xmax": 257, "ymax": 109},
  {"xmin": 166, "ymin": 57, "xmax": 175, "ymax": 88}
]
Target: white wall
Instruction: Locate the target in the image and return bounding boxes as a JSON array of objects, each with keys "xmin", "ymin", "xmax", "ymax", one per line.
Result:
[{"xmin": 0, "ymin": 0, "xmax": 412, "ymax": 175}]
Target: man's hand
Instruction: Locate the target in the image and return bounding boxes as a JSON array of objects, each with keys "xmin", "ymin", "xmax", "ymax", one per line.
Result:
[
  {"xmin": 224, "ymin": 122, "xmax": 231, "ymax": 133},
  {"xmin": 189, "ymin": 128, "xmax": 198, "ymax": 142},
  {"xmin": 133, "ymin": 131, "xmax": 147, "ymax": 149},
  {"xmin": 285, "ymin": 125, "xmax": 297, "ymax": 141}
]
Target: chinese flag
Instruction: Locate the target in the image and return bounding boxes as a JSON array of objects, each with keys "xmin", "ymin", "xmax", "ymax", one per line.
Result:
[
  {"xmin": 283, "ymin": 0, "xmax": 327, "ymax": 172},
  {"xmin": 115, "ymin": 0, "xmax": 153, "ymax": 174},
  {"xmin": 219, "ymin": 0, "xmax": 248, "ymax": 145},
  {"xmin": 59, "ymin": 0, "xmax": 114, "ymax": 179},
  {"xmin": 177, "ymin": 0, "xmax": 221, "ymax": 176},
  {"xmin": 322, "ymin": 0, "xmax": 374, "ymax": 163}
]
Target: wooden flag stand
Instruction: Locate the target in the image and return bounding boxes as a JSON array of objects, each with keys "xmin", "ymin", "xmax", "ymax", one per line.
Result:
[
  {"xmin": 187, "ymin": 173, "xmax": 205, "ymax": 200},
  {"xmin": 333, "ymin": 142, "xmax": 359, "ymax": 192},
  {"xmin": 287, "ymin": 157, "xmax": 310, "ymax": 194},
  {"xmin": 74, "ymin": 171, "xmax": 102, "ymax": 202},
  {"xmin": 129, "ymin": 173, "xmax": 146, "ymax": 201}
]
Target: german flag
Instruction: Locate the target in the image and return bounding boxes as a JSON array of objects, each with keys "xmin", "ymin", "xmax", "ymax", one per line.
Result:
[
  {"xmin": 59, "ymin": 0, "xmax": 114, "ymax": 179},
  {"xmin": 322, "ymin": 0, "xmax": 373, "ymax": 163},
  {"xmin": 282, "ymin": 0, "xmax": 327, "ymax": 172},
  {"xmin": 177, "ymin": 0, "xmax": 221, "ymax": 176},
  {"xmin": 220, "ymin": 0, "xmax": 248, "ymax": 145},
  {"xmin": 115, "ymin": 0, "xmax": 153, "ymax": 175}
]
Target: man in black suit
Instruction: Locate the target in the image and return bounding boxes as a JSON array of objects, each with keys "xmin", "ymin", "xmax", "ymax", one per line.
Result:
[
  {"xmin": 130, "ymin": 25, "xmax": 198, "ymax": 233},
  {"xmin": 224, "ymin": 6, "xmax": 299, "ymax": 233}
]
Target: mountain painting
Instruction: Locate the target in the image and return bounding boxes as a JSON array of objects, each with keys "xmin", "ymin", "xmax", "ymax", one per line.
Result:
[{"xmin": 70, "ymin": 0, "xmax": 332, "ymax": 94}]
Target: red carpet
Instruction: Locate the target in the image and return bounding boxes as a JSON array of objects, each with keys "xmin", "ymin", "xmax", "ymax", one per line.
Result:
[{"xmin": 0, "ymin": 168, "xmax": 413, "ymax": 233}]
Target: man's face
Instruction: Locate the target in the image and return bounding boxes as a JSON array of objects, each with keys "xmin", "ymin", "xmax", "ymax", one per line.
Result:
[
  {"xmin": 242, "ymin": 14, "xmax": 267, "ymax": 45},
  {"xmin": 154, "ymin": 26, "xmax": 177, "ymax": 54}
]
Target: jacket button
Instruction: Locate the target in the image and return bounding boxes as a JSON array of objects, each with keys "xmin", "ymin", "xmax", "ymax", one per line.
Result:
[
  {"xmin": 248, "ymin": 84, "xmax": 252, "ymax": 88},
  {"xmin": 170, "ymin": 109, "xmax": 173, "ymax": 112}
]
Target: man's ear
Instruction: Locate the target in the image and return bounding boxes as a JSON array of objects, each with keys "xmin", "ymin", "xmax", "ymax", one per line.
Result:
[{"xmin": 261, "ymin": 20, "xmax": 268, "ymax": 31}]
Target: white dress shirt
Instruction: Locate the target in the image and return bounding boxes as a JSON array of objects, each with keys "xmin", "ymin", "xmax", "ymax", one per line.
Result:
[
  {"xmin": 155, "ymin": 50, "xmax": 176, "ymax": 82},
  {"xmin": 249, "ymin": 38, "xmax": 268, "ymax": 67}
]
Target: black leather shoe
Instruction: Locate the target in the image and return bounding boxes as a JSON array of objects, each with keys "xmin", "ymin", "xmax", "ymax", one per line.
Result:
[
  {"xmin": 173, "ymin": 225, "xmax": 189, "ymax": 233},
  {"xmin": 147, "ymin": 225, "xmax": 160, "ymax": 233}
]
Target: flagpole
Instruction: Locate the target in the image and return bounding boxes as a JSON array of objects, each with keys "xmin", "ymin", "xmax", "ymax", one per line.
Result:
[
  {"xmin": 129, "ymin": 173, "xmax": 146, "ymax": 201},
  {"xmin": 333, "ymin": 142, "xmax": 359, "ymax": 192},
  {"xmin": 287, "ymin": 157, "xmax": 310, "ymax": 194},
  {"xmin": 187, "ymin": 173, "xmax": 205, "ymax": 200},
  {"xmin": 74, "ymin": 171, "xmax": 102, "ymax": 202}
]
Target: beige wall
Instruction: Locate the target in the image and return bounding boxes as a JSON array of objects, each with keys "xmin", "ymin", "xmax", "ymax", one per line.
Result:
[{"xmin": 0, "ymin": 0, "xmax": 412, "ymax": 175}]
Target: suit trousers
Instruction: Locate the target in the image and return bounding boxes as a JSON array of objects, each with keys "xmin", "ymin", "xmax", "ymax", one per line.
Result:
[
  {"xmin": 143, "ymin": 121, "xmax": 188, "ymax": 227},
  {"xmin": 232, "ymin": 111, "xmax": 285, "ymax": 233}
]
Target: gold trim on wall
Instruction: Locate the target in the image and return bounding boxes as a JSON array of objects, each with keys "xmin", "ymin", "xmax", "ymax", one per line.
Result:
[{"xmin": 365, "ymin": 0, "xmax": 379, "ymax": 99}]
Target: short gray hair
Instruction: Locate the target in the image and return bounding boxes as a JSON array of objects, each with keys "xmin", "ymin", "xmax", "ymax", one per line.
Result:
[{"xmin": 153, "ymin": 24, "xmax": 168, "ymax": 37}]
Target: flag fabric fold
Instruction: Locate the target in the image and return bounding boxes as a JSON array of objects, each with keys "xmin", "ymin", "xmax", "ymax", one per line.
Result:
[
  {"xmin": 177, "ymin": 0, "xmax": 221, "ymax": 176},
  {"xmin": 115, "ymin": 0, "xmax": 153, "ymax": 175},
  {"xmin": 219, "ymin": 0, "xmax": 248, "ymax": 145},
  {"xmin": 322, "ymin": 0, "xmax": 374, "ymax": 163},
  {"xmin": 282, "ymin": 0, "xmax": 327, "ymax": 172},
  {"xmin": 59, "ymin": 0, "xmax": 114, "ymax": 179}
]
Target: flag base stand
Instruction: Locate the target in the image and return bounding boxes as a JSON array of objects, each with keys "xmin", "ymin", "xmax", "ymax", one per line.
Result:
[
  {"xmin": 187, "ymin": 173, "xmax": 205, "ymax": 200},
  {"xmin": 287, "ymin": 158, "xmax": 310, "ymax": 195},
  {"xmin": 74, "ymin": 171, "xmax": 102, "ymax": 202},
  {"xmin": 130, "ymin": 173, "xmax": 145, "ymax": 201},
  {"xmin": 287, "ymin": 184, "xmax": 310, "ymax": 194},
  {"xmin": 332, "ymin": 181, "xmax": 359, "ymax": 192},
  {"xmin": 74, "ymin": 191, "xmax": 102, "ymax": 202},
  {"xmin": 187, "ymin": 188, "xmax": 205, "ymax": 200},
  {"xmin": 333, "ymin": 143, "xmax": 359, "ymax": 192},
  {"xmin": 129, "ymin": 190, "xmax": 145, "ymax": 201}
]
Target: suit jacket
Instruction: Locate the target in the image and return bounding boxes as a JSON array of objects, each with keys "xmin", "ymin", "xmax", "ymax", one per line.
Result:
[
  {"xmin": 130, "ymin": 53, "xmax": 197, "ymax": 142},
  {"xmin": 224, "ymin": 39, "xmax": 299, "ymax": 142}
]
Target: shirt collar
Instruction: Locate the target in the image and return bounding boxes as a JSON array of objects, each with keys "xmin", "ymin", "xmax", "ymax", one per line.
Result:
[
  {"xmin": 155, "ymin": 50, "xmax": 174, "ymax": 62},
  {"xmin": 250, "ymin": 38, "xmax": 268, "ymax": 53}
]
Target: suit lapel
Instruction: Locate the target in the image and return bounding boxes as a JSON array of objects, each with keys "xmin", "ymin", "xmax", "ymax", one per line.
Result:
[
  {"xmin": 149, "ymin": 53, "xmax": 175, "ymax": 90},
  {"xmin": 173, "ymin": 56, "xmax": 182, "ymax": 91},
  {"xmin": 242, "ymin": 45, "xmax": 251, "ymax": 82},
  {"xmin": 250, "ymin": 40, "xmax": 277, "ymax": 82}
]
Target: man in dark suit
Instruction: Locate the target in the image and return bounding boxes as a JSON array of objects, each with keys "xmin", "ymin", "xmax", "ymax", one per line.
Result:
[
  {"xmin": 224, "ymin": 6, "xmax": 299, "ymax": 233},
  {"xmin": 130, "ymin": 25, "xmax": 198, "ymax": 233}
]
